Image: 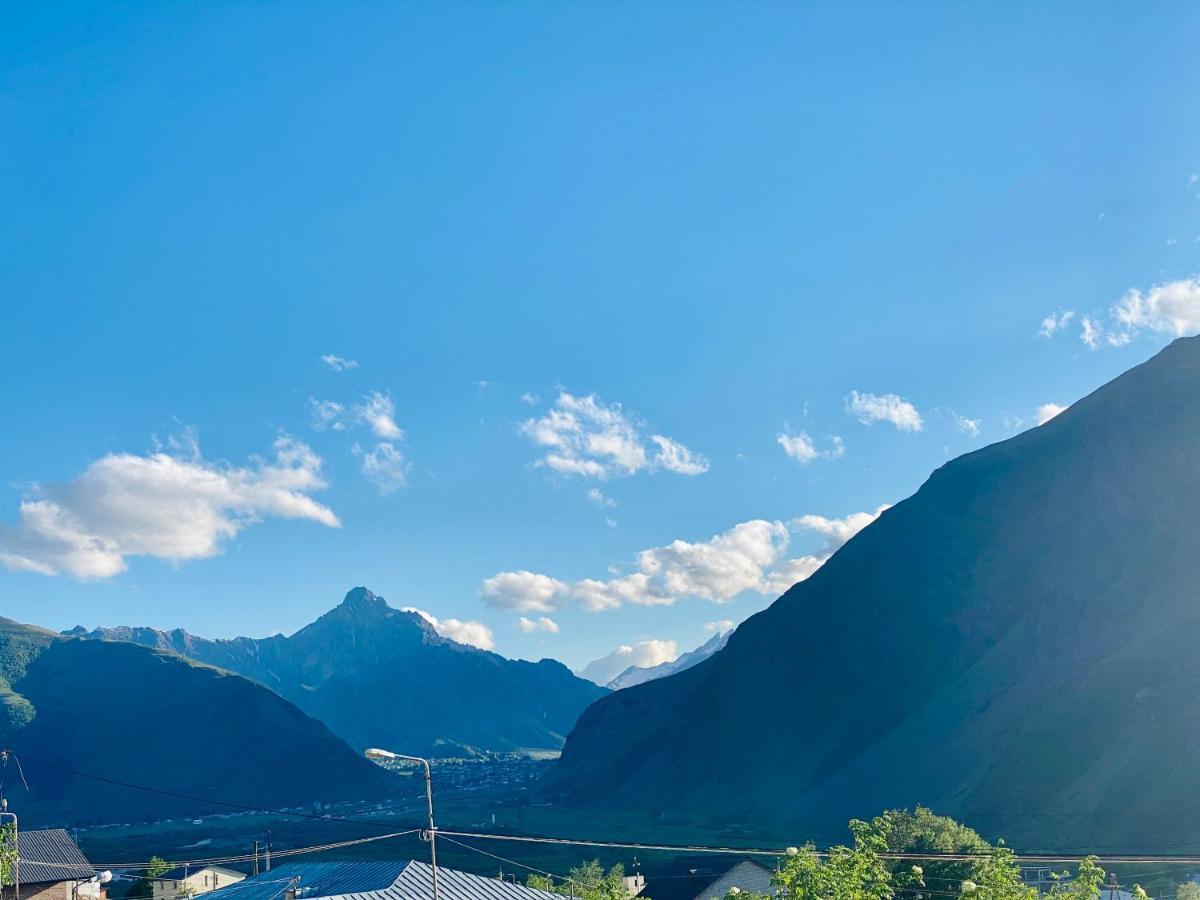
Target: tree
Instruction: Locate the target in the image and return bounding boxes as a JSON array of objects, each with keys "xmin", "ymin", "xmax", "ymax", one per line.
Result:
[
  {"xmin": 0, "ymin": 823, "xmax": 16, "ymax": 890},
  {"xmin": 956, "ymin": 844, "xmax": 1036, "ymax": 900},
  {"xmin": 1175, "ymin": 883, "xmax": 1200, "ymax": 900},
  {"xmin": 870, "ymin": 808, "xmax": 991, "ymax": 895},
  {"xmin": 126, "ymin": 856, "xmax": 170, "ymax": 900},
  {"xmin": 727, "ymin": 817, "xmax": 921, "ymax": 900},
  {"xmin": 528, "ymin": 860, "xmax": 636, "ymax": 900}
]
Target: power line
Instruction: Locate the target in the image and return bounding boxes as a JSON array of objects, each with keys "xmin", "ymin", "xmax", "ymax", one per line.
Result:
[
  {"xmin": 16, "ymin": 829, "xmax": 422, "ymax": 872},
  {"xmin": 8, "ymin": 750, "xmax": 422, "ymax": 832},
  {"xmin": 14, "ymin": 751, "xmax": 1200, "ymax": 868},
  {"xmin": 435, "ymin": 831, "xmax": 1200, "ymax": 866}
]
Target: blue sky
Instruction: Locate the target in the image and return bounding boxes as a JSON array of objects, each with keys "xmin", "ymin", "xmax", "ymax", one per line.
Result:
[{"xmin": 3, "ymin": 2, "xmax": 1200, "ymax": 676}]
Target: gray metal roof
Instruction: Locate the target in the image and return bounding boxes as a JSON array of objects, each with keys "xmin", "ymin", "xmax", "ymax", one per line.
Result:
[
  {"xmin": 202, "ymin": 861, "xmax": 566, "ymax": 900},
  {"xmin": 15, "ymin": 828, "xmax": 95, "ymax": 884}
]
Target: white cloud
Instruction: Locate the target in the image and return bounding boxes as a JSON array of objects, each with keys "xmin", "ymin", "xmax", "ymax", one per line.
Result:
[
  {"xmin": 0, "ymin": 434, "xmax": 338, "ymax": 579},
  {"xmin": 579, "ymin": 639, "xmax": 679, "ymax": 686},
  {"xmin": 1080, "ymin": 277, "xmax": 1200, "ymax": 349},
  {"xmin": 308, "ymin": 399, "xmax": 346, "ymax": 431},
  {"xmin": 480, "ymin": 570, "xmax": 569, "ymax": 613},
  {"xmin": 354, "ymin": 442, "xmax": 409, "ymax": 495},
  {"xmin": 845, "ymin": 391, "xmax": 923, "ymax": 432},
  {"xmin": 952, "ymin": 414, "xmax": 981, "ymax": 437},
  {"xmin": 587, "ymin": 488, "xmax": 617, "ymax": 509},
  {"xmin": 520, "ymin": 392, "xmax": 708, "ymax": 480},
  {"xmin": 320, "ymin": 354, "xmax": 359, "ymax": 372},
  {"xmin": 1035, "ymin": 402, "xmax": 1067, "ymax": 425},
  {"xmin": 705, "ymin": 619, "xmax": 735, "ymax": 633},
  {"xmin": 517, "ymin": 616, "xmax": 560, "ymax": 634},
  {"xmin": 403, "ymin": 607, "xmax": 495, "ymax": 651},
  {"xmin": 650, "ymin": 435, "xmax": 710, "ymax": 475},
  {"xmin": 605, "ymin": 517, "xmax": 618, "ymax": 529},
  {"xmin": 480, "ymin": 506, "xmax": 887, "ymax": 614},
  {"xmin": 354, "ymin": 391, "xmax": 404, "ymax": 440},
  {"xmin": 1038, "ymin": 310, "xmax": 1075, "ymax": 338},
  {"xmin": 777, "ymin": 430, "xmax": 844, "ymax": 464},
  {"xmin": 520, "ymin": 392, "xmax": 541, "ymax": 406}
]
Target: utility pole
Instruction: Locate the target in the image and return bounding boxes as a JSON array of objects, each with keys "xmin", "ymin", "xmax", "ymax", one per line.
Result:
[
  {"xmin": 265, "ymin": 831, "xmax": 271, "ymax": 873},
  {"xmin": 252, "ymin": 842, "xmax": 260, "ymax": 877},
  {"xmin": 365, "ymin": 749, "xmax": 438, "ymax": 900}
]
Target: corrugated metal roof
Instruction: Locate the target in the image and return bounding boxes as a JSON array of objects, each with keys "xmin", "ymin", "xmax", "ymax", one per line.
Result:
[
  {"xmin": 16, "ymin": 829, "xmax": 95, "ymax": 884},
  {"xmin": 202, "ymin": 861, "xmax": 566, "ymax": 900}
]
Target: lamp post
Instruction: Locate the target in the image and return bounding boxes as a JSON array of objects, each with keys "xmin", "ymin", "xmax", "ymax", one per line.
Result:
[
  {"xmin": 364, "ymin": 749, "xmax": 438, "ymax": 900},
  {"xmin": 71, "ymin": 871, "xmax": 112, "ymax": 900}
]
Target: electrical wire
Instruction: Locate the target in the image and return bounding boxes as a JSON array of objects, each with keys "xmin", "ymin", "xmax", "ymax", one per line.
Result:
[{"xmin": 8, "ymin": 750, "xmax": 422, "ymax": 832}]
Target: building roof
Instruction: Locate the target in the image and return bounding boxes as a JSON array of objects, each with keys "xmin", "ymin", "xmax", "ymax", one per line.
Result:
[
  {"xmin": 201, "ymin": 861, "xmax": 567, "ymax": 900},
  {"xmin": 15, "ymin": 828, "xmax": 95, "ymax": 884},
  {"xmin": 156, "ymin": 865, "xmax": 246, "ymax": 882},
  {"xmin": 640, "ymin": 859, "xmax": 773, "ymax": 900}
]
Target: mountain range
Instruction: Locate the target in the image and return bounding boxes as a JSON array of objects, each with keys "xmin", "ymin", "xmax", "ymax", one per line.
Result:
[
  {"xmin": 606, "ymin": 630, "xmax": 730, "ymax": 690},
  {"xmin": 70, "ymin": 587, "xmax": 607, "ymax": 757},
  {"xmin": 545, "ymin": 336, "xmax": 1200, "ymax": 852},
  {"xmin": 0, "ymin": 616, "xmax": 398, "ymax": 826}
]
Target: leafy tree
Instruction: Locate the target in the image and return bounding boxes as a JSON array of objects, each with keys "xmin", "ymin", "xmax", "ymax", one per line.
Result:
[
  {"xmin": 870, "ymin": 807, "xmax": 992, "ymax": 895},
  {"xmin": 1040, "ymin": 857, "xmax": 1106, "ymax": 900},
  {"xmin": 528, "ymin": 860, "xmax": 635, "ymax": 900},
  {"xmin": 1175, "ymin": 883, "xmax": 1200, "ymax": 900},
  {"xmin": 126, "ymin": 856, "xmax": 170, "ymax": 900},
  {"xmin": 0, "ymin": 823, "xmax": 16, "ymax": 889},
  {"xmin": 726, "ymin": 817, "xmax": 921, "ymax": 900},
  {"xmin": 956, "ymin": 844, "xmax": 1036, "ymax": 900}
]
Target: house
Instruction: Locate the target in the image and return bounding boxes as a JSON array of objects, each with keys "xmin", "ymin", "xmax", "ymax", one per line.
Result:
[
  {"xmin": 640, "ymin": 859, "xmax": 774, "ymax": 900},
  {"xmin": 199, "ymin": 860, "xmax": 568, "ymax": 900},
  {"xmin": 3, "ymin": 829, "xmax": 101, "ymax": 900},
  {"xmin": 151, "ymin": 865, "xmax": 245, "ymax": 900}
]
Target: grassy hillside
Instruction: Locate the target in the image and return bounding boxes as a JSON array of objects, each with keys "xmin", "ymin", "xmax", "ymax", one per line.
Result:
[
  {"xmin": 0, "ymin": 621, "xmax": 399, "ymax": 826},
  {"xmin": 546, "ymin": 335, "xmax": 1200, "ymax": 852}
]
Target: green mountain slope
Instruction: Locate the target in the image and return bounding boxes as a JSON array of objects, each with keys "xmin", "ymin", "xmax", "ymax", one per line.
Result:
[
  {"xmin": 0, "ymin": 620, "xmax": 398, "ymax": 826},
  {"xmin": 73, "ymin": 588, "xmax": 608, "ymax": 757},
  {"xmin": 545, "ymin": 335, "xmax": 1200, "ymax": 852}
]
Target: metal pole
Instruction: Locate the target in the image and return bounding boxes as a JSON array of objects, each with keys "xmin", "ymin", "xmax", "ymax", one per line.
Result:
[
  {"xmin": 419, "ymin": 758, "xmax": 440, "ymax": 900},
  {"xmin": 364, "ymin": 751, "xmax": 438, "ymax": 900}
]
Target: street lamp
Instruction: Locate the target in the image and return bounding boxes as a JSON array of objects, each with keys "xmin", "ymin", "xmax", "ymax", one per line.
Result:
[{"xmin": 364, "ymin": 749, "xmax": 438, "ymax": 900}]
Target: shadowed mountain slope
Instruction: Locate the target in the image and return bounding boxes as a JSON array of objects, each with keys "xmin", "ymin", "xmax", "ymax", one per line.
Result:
[
  {"xmin": 0, "ymin": 618, "xmax": 397, "ymax": 826},
  {"xmin": 73, "ymin": 588, "xmax": 607, "ymax": 757},
  {"xmin": 545, "ymin": 336, "xmax": 1200, "ymax": 852}
]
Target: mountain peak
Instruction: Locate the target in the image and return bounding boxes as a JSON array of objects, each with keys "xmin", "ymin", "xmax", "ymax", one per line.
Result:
[{"xmin": 339, "ymin": 586, "xmax": 386, "ymax": 610}]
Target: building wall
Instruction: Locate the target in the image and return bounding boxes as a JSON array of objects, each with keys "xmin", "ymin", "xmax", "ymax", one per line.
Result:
[
  {"xmin": 152, "ymin": 868, "xmax": 245, "ymax": 900},
  {"xmin": 4, "ymin": 880, "xmax": 77, "ymax": 900}
]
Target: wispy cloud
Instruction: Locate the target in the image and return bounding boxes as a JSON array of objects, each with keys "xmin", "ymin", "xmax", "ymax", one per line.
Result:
[
  {"xmin": 952, "ymin": 413, "xmax": 981, "ymax": 437},
  {"xmin": 480, "ymin": 506, "xmax": 888, "ymax": 613},
  {"xmin": 354, "ymin": 391, "xmax": 404, "ymax": 440},
  {"xmin": 1038, "ymin": 310, "xmax": 1075, "ymax": 338},
  {"xmin": 845, "ymin": 391, "xmax": 923, "ymax": 432},
  {"xmin": 1, "ymin": 433, "xmax": 338, "ymax": 579},
  {"xmin": 320, "ymin": 354, "xmax": 359, "ymax": 372},
  {"xmin": 517, "ymin": 616, "xmax": 560, "ymax": 634},
  {"xmin": 705, "ymin": 619, "xmax": 734, "ymax": 633},
  {"xmin": 520, "ymin": 391, "xmax": 708, "ymax": 480},
  {"xmin": 1080, "ymin": 276, "xmax": 1200, "ymax": 349},
  {"xmin": 354, "ymin": 442, "xmax": 409, "ymax": 495},
  {"xmin": 308, "ymin": 399, "xmax": 346, "ymax": 431},
  {"xmin": 777, "ymin": 430, "xmax": 844, "ymax": 464},
  {"xmin": 587, "ymin": 488, "xmax": 617, "ymax": 509}
]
